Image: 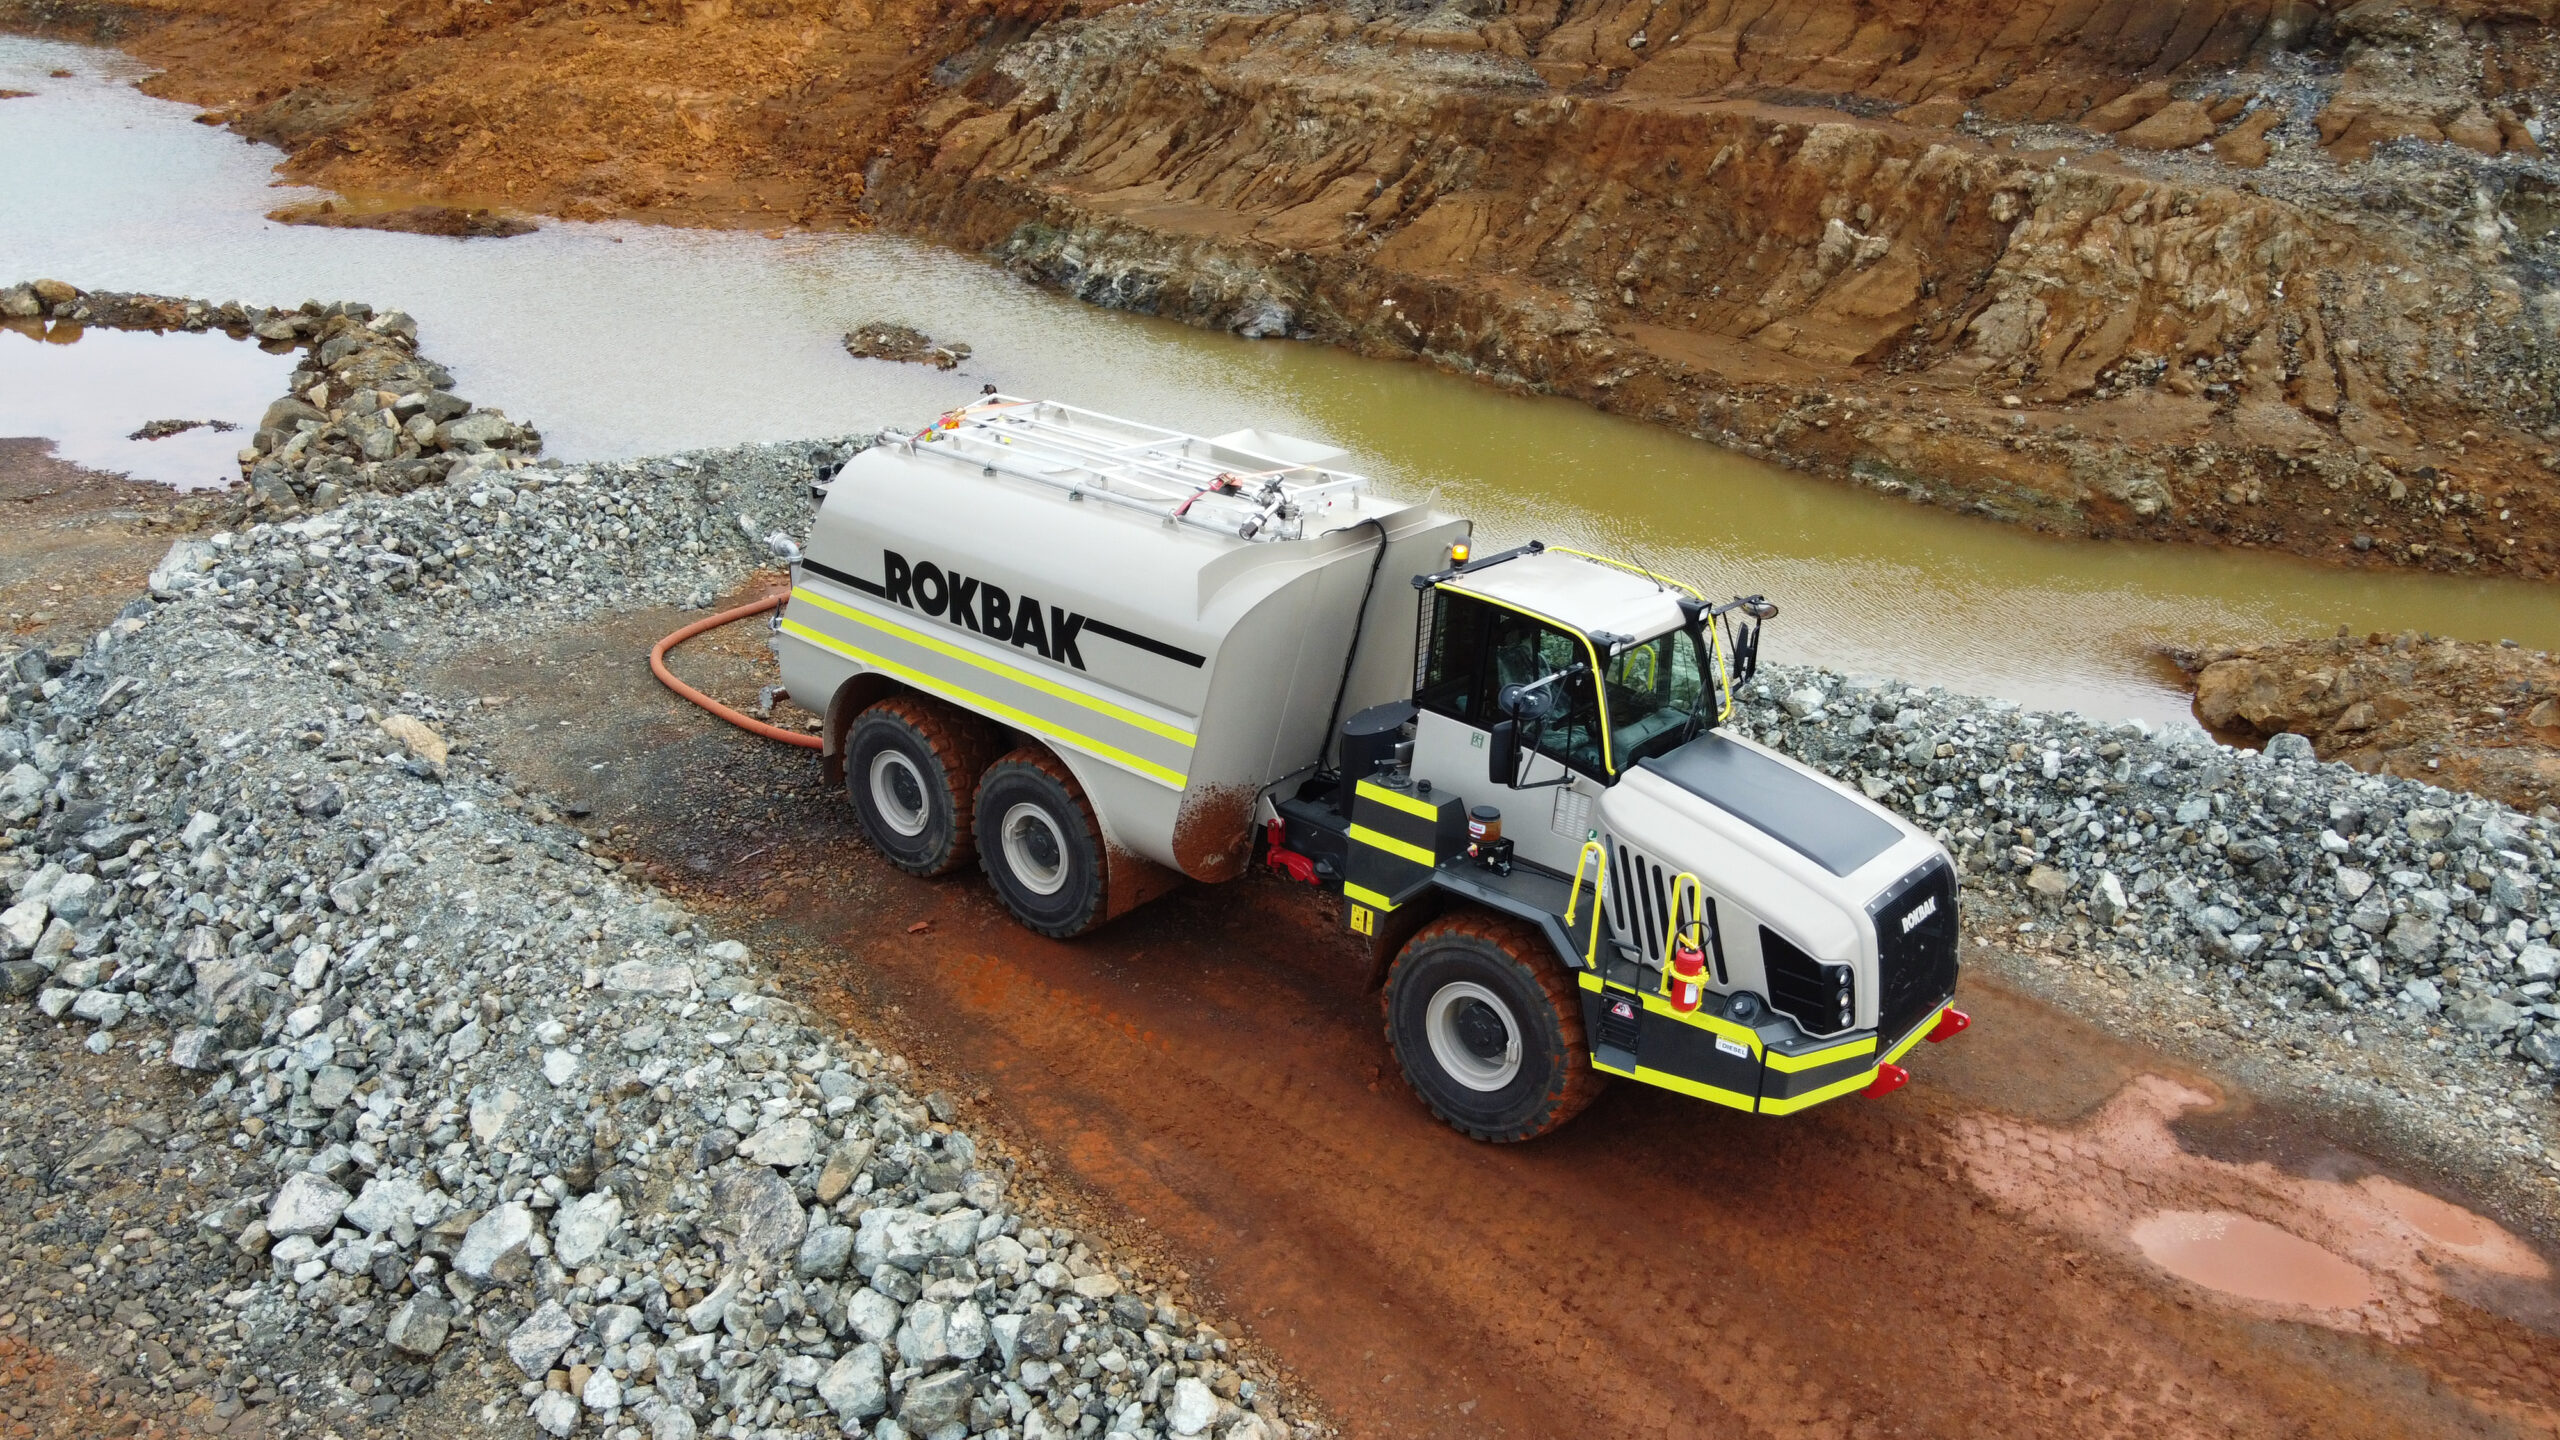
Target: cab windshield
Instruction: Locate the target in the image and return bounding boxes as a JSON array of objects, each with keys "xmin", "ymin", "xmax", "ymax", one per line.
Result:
[{"xmin": 1602, "ymin": 628, "xmax": 1713, "ymax": 768}]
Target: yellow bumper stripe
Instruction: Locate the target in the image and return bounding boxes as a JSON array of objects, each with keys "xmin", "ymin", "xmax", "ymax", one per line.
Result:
[
  {"xmin": 780, "ymin": 618, "xmax": 1188, "ymax": 791},
  {"xmin": 1342, "ymin": 882, "xmax": 1397, "ymax": 910},
  {"xmin": 1593, "ymin": 1054, "xmax": 1757, "ymax": 1112},
  {"xmin": 791, "ymin": 586, "xmax": 1198, "ymax": 747},
  {"xmin": 1347, "ymin": 824, "xmax": 1435, "ymax": 868}
]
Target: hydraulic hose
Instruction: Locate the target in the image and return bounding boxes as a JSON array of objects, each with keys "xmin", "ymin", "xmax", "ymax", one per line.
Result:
[{"xmin": 650, "ymin": 593, "xmax": 823, "ymax": 750}]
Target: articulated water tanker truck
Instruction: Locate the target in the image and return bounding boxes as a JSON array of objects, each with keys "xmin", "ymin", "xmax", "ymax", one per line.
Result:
[{"xmin": 771, "ymin": 396, "xmax": 1966, "ymax": 1140}]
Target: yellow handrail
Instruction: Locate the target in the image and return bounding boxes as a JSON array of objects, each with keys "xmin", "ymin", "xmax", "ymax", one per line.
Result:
[
  {"xmin": 1661, "ymin": 871, "xmax": 1709, "ymax": 996},
  {"xmin": 1565, "ymin": 840, "xmax": 1610, "ymax": 967},
  {"xmin": 1547, "ymin": 545, "xmax": 1706, "ymax": 601}
]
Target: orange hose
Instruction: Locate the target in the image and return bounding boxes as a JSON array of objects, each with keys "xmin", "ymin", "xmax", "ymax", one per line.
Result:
[{"xmin": 651, "ymin": 592, "xmax": 824, "ymax": 749}]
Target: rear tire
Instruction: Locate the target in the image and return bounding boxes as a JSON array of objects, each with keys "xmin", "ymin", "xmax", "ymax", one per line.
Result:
[
  {"xmin": 975, "ymin": 748, "xmax": 1108, "ymax": 939},
  {"xmin": 1383, "ymin": 910, "xmax": 1602, "ymax": 1142},
  {"xmin": 845, "ymin": 697, "xmax": 993, "ymax": 877}
]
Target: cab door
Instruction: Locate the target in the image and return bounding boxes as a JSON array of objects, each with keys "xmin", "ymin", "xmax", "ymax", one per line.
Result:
[{"xmin": 1406, "ymin": 590, "xmax": 1610, "ymax": 874}]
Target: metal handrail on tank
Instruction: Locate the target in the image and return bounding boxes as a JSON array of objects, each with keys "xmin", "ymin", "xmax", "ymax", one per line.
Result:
[{"xmin": 905, "ymin": 395, "xmax": 1372, "ymax": 543}]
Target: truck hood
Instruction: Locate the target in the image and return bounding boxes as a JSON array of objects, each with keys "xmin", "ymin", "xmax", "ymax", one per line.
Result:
[{"xmin": 1633, "ymin": 732, "xmax": 1905, "ymax": 878}]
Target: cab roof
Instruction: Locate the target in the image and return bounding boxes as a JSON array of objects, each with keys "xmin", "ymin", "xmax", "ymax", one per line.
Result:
[{"xmin": 1441, "ymin": 548, "xmax": 1690, "ymax": 643}]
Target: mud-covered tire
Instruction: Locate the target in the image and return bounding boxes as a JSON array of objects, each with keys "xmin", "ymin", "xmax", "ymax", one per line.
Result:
[
  {"xmin": 975, "ymin": 748, "xmax": 1108, "ymax": 939},
  {"xmin": 1383, "ymin": 910, "xmax": 1602, "ymax": 1142},
  {"xmin": 845, "ymin": 697, "xmax": 994, "ymax": 877}
]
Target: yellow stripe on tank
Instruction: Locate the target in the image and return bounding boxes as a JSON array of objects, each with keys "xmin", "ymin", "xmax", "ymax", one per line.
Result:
[
  {"xmin": 779, "ymin": 619, "xmax": 1189, "ymax": 791},
  {"xmin": 790, "ymin": 586, "xmax": 1197, "ymax": 747}
]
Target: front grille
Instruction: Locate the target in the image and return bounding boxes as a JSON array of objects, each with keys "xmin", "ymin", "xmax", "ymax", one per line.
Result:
[
  {"xmin": 1871, "ymin": 859, "xmax": 1959, "ymax": 1044},
  {"xmin": 1759, "ymin": 926, "xmax": 1851, "ymax": 1036},
  {"xmin": 1604, "ymin": 839, "xmax": 1726, "ymax": 983}
]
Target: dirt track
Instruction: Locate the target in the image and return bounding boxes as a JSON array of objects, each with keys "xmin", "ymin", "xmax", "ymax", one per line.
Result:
[{"xmin": 409, "ymin": 595, "xmax": 2560, "ymax": 1440}]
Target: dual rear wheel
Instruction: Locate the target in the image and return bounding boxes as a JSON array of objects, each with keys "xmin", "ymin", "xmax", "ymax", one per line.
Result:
[
  {"xmin": 844, "ymin": 697, "xmax": 1107, "ymax": 938},
  {"xmin": 846, "ymin": 695, "xmax": 1599, "ymax": 1140}
]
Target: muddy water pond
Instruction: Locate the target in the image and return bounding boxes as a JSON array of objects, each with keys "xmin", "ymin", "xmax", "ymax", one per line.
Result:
[{"xmin": 5, "ymin": 34, "xmax": 2558, "ymax": 720}]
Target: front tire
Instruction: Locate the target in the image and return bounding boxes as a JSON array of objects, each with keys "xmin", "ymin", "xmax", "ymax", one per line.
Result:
[
  {"xmin": 845, "ymin": 697, "xmax": 992, "ymax": 877},
  {"xmin": 1384, "ymin": 911, "xmax": 1602, "ymax": 1142},
  {"xmin": 974, "ymin": 748, "xmax": 1108, "ymax": 939}
]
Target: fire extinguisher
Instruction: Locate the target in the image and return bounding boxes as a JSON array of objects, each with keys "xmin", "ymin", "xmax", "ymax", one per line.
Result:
[{"xmin": 1666, "ymin": 925, "xmax": 1708, "ymax": 1014}]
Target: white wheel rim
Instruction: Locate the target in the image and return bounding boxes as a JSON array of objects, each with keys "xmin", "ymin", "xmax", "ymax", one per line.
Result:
[
  {"xmin": 1424, "ymin": 980, "xmax": 1522, "ymax": 1092},
  {"xmin": 1000, "ymin": 801, "xmax": 1070, "ymax": 896},
  {"xmin": 867, "ymin": 751, "xmax": 931, "ymax": 837}
]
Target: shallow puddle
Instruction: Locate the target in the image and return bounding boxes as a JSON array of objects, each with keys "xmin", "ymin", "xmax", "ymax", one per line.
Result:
[
  {"xmin": 1956, "ymin": 1074, "xmax": 2550, "ymax": 1340},
  {"xmin": 0, "ymin": 320, "xmax": 291, "ymax": 488},
  {"xmin": 2130, "ymin": 1209, "xmax": 2377, "ymax": 1310}
]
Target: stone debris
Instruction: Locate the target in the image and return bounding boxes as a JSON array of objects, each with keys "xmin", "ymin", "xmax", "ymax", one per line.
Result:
[
  {"xmin": 0, "ymin": 325, "xmax": 1307, "ymax": 1438},
  {"xmin": 842, "ymin": 323, "xmax": 971, "ymax": 370}
]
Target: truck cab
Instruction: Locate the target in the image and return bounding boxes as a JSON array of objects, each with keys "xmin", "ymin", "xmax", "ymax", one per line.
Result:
[{"xmin": 1266, "ymin": 541, "xmax": 1965, "ymax": 1139}]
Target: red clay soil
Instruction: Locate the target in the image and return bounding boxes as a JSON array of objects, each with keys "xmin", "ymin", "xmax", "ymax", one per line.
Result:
[{"xmin": 433, "ymin": 601, "xmax": 2560, "ymax": 1440}]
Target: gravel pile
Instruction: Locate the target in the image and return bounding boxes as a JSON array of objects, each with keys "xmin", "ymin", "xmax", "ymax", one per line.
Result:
[
  {"xmin": 1730, "ymin": 667, "xmax": 2560, "ymax": 1180},
  {"xmin": 0, "ymin": 298, "xmax": 1304, "ymax": 1440}
]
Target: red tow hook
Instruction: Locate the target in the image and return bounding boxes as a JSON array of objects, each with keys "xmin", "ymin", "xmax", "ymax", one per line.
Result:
[
  {"xmin": 1862, "ymin": 1062, "xmax": 1910, "ymax": 1099},
  {"xmin": 1926, "ymin": 1007, "xmax": 1972, "ymax": 1043},
  {"xmin": 1263, "ymin": 819, "xmax": 1318, "ymax": 885}
]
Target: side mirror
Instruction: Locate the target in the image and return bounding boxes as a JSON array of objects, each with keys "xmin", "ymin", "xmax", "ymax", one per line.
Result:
[{"xmin": 1487, "ymin": 720, "xmax": 1518, "ymax": 787}]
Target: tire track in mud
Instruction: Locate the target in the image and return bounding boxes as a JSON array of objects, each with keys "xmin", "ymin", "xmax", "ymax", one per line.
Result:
[{"xmin": 439, "ymin": 613, "xmax": 2560, "ymax": 1440}]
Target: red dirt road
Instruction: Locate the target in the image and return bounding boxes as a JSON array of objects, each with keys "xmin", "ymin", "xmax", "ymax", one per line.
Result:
[{"xmin": 434, "ymin": 604, "xmax": 2560, "ymax": 1440}]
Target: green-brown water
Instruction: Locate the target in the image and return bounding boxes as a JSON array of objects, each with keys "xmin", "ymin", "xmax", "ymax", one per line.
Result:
[{"xmin": 5, "ymin": 34, "xmax": 2554, "ymax": 720}]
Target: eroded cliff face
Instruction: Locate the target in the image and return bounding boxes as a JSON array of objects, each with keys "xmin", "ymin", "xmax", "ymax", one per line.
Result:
[
  {"xmin": 870, "ymin": 0, "xmax": 2560, "ymax": 575},
  {"xmin": 24, "ymin": 0, "xmax": 2560, "ymax": 578}
]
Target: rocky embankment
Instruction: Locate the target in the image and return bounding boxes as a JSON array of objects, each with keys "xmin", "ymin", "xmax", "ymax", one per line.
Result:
[
  {"xmin": 2178, "ymin": 631, "xmax": 2560, "ymax": 814},
  {"xmin": 0, "ymin": 295, "xmax": 1310, "ymax": 1440},
  {"xmin": 38, "ymin": 0, "xmax": 2560, "ymax": 579},
  {"xmin": 265, "ymin": 201, "xmax": 540, "ymax": 240},
  {"xmin": 1, "ymin": 279, "xmax": 544, "ymax": 525}
]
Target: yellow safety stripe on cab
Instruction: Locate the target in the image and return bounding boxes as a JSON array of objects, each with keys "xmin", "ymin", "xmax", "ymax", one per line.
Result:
[
  {"xmin": 779, "ymin": 619, "xmax": 1189, "ymax": 791},
  {"xmin": 791, "ymin": 586, "xmax": 1198, "ymax": 748},
  {"xmin": 1756, "ymin": 1066, "xmax": 1879, "ymax": 1115},
  {"xmin": 1346, "ymin": 824, "xmax": 1435, "ymax": 868},
  {"xmin": 1353, "ymin": 779, "xmax": 1440, "ymax": 820},
  {"xmin": 1577, "ymin": 973, "xmax": 1761, "ymax": 1056},
  {"xmin": 1436, "ymin": 584, "xmax": 1617, "ymax": 775},
  {"xmin": 1342, "ymin": 882, "xmax": 1398, "ymax": 911},
  {"xmin": 1763, "ymin": 1034, "xmax": 1878, "ymax": 1073},
  {"xmin": 1592, "ymin": 1053, "xmax": 1757, "ymax": 1112}
]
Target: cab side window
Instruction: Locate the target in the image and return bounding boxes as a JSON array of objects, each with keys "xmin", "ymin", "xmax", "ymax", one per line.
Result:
[{"xmin": 1416, "ymin": 592, "xmax": 1493, "ymax": 723}]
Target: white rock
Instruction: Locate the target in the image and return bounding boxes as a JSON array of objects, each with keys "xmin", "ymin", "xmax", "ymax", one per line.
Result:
[
  {"xmin": 530, "ymin": 1389, "xmax": 580, "ymax": 1437},
  {"xmin": 542, "ymin": 1048, "xmax": 580, "ymax": 1087},
  {"xmin": 739, "ymin": 1117, "xmax": 820, "ymax": 1168},
  {"xmin": 552, "ymin": 1191, "xmax": 623, "ymax": 1267},
  {"xmin": 179, "ymin": 810, "xmax": 220, "ymax": 851},
  {"xmin": 1168, "ymin": 1377, "xmax": 1218, "ymax": 1436},
  {"xmin": 264, "ymin": 1173, "xmax": 352, "ymax": 1238},
  {"xmin": 2336, "ymin": 867, "xmax": 2373, "ymax": 901},
  {"xmin": 70, "ymin": 990, "xmax": 127, "ymax": 1029},
  {"xmin": 1071, "ymin": 1272, "xmax": 1123, "ymax": 1299},
  {"xmin": 817, "ymin": 1343, "xmax": 887, "ymax": 1424},
  {"xmin": 447, "ymin": 1018, "xmax": 487, "ymax": 1061},
  {"xmin": 603, "ymin": 960, "xmax": 694, "ymax": 995},
  {"xmin": 343, "ymin": 1174, "xmax": 441, "ymax": 1235},
  {"xmin": 581, "ymin": 1367, "xmax": 622, "ymax": 1411},
  {"xmin": 846, "ymin": 1286, "xmax": 901, "ymax": 1343},
  {"xmin": 0, "ymin": 899, "xmax": 44, "ymax": 956},
  {"xmin": 2519, "ymin": 944, "xmax": 2559, "ymax": 983},
  {"xmin": 456, "ymin": 1201, "xmax": 537, "ymax": 1281},
  {"xmin": 469, "ymin": 1084, "xmax": 524, "ymax": 1142},
  {"xmin": 290, "ymin": 944, "xmax": 333, "ymax": 991}
]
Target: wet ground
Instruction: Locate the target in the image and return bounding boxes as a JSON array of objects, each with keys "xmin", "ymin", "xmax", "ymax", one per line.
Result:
[
  {"xmin": 422, "ymin": 596, "xmax": 2560, "ymax": 1440},
  {"xmin": 0, "ymin": 436, "xmax": 181, "ymax": 644}
]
